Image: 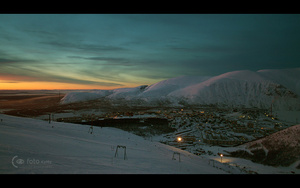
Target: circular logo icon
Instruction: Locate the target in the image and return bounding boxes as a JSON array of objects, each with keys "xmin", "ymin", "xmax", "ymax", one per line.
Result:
[{"xmin": 12, "ymin": 155, "xmax": 24, "ymax": 168}]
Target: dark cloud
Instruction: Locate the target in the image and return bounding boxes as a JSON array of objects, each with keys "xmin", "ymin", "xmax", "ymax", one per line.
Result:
[
  {"xmin": 22, "ymin": 29, "xmax": 59, "ymax": 39},
  {"xmin": 167, "ymin": 44, "xmax": 236, "ymax": 54},
  {"xmin": 67, "ymin": 56, "xmax": 134, "ymax": 66},
  {"xmin": 47, "ymin": 75, "xmax": 124, "ymax": 87},
  {"xmin": 0, "ymin": 57, "xmax": 37, "ymax": 64},
  {"xmin": 49, "ymin": 73, "xmax": 124, "ymax": 87},
  {"xmin": 41, "ymin": 41, "xmax": 127, "ymax": 52},
  {"xmin": 50, "ymin": 62, "xmax": 81, "ymax": 65},
  {"xmin": 0, "ymin": 58, "xmax": 18, "ymax": 64}
]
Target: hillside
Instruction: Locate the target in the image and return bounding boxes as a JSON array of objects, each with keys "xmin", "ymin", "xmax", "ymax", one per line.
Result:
[
  {"xmin": 141, "ymin": 75, "xmax": 211, "ymax": 97},
  {"xmin": 169, "ymin": 69, "xmax": 300, "ymax": 109},
  {"xmin": 60, "ymin": 68, "xmax": 300, "ymax": 110},
  {"xmin": 228, "ymin": 124, "xmax": 300, "ymax": 167},
  {"xmin": 0, "ymin": 114, "xmax": 226, "ymax": 174}
]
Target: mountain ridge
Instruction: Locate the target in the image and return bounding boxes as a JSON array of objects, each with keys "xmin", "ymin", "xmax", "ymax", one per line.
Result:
[{"xmin": 61, "ymin": 68, "xmax": 300, "ymax": 110}]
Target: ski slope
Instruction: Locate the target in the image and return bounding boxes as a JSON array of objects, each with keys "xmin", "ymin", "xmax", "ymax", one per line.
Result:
[{"xmin": 0, "ymin": 114, "xmax": 226, "ymax": 174}]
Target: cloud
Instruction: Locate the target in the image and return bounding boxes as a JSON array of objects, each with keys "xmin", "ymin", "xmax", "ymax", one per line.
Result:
[
  {"xmin": 67, "ymin": 56, "xmax": 134, "ymax": 66},
  {"xmin": 0, "ymin": 71, "xmax": 124, "ymax": 87},
  {"xmin": 0, "ymin": 58, "xmax": 125, "ymax": 88},
  {"xmin": 0, "ymin": 57, "xmax": 37, "ymax": 64},
  {"xmin": 22, "ymin": 29, "xmax": 59, "ymax": 40},
  {"xmin": 166, "ymin": 43, "xmax": 237, "ymax": 54},
  {"xmin": 45, "ymin": 74, "xmax": 124, "ymax": 87},
  {"xmin": 0, "ymin": 73, "xmax": 40, "ymax": 82},
  {"xmin": 41, "ymin": 41, "xmax": 127, "ymax": 52},
  {"xmin": 0, "ymin": 81, "xmax": 19, "ymax": 83},
  {"xmin": 0, "ymin": 58, "xmax": 18, "ymax": 64},
  {"xmin": 0, "ymin": 50, "xmax": 38, "ymax": 66}
]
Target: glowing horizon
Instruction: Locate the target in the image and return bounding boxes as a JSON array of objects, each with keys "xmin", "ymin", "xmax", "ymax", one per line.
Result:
[
  {"xmin": 1, "ymin": 14, "xmax": 300, "ymax": 90},
  {"xmin": 0, "ymin": 80, "xmax": 141, "ymax": 90},
  {"xmin": 0, "ymin": 72, "xmax": 149, "ymax": 90}
]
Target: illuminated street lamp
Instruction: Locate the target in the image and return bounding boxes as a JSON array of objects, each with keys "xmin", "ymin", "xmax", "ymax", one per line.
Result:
[
  {"xmin": 220, "ymin": 153, "xmax": 223, "ymax": 163},
  {"xmin": 177, "ymin": 137, "xmax": 182, "ymax": 142},
  {"xmin": 177, "ymin": 136, "xmax": 183, "ymax": 148}
]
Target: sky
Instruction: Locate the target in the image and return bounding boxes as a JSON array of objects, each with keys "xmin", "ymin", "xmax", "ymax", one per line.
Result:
[{"xmin": 0, "ymin": 14, "xmax": 300, "ymax": 90}]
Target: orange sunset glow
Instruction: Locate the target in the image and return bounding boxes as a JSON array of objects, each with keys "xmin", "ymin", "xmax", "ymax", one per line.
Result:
[
  {"xmin": 0, "ymin": 81, "xmax": 138, "ymax": 90},
  {"xmin": 1, "ymin": 82, "xmax": 106, "ymax": 90},
  {"xmin": 0, "ymin": 73, "xmax": 139, "ymax": 90}
]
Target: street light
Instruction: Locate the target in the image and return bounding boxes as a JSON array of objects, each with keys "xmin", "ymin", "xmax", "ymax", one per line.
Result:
[
  {"xmin": 177, "ymin": 137, "xmax": 183, "ymax": 149},
  {"xmin": 220, "ymin": 153, "xmax": 223, "ymax": 163},
  {"xmin": 177, "ymin": 137, "xmax": 182, "ymax": 142}
]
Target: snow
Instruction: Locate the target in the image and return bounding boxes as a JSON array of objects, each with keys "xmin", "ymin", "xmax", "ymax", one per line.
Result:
[
  {"xmin": 60, "ymin": 91, "xmax": 110, "ymax": 104},
  {"xmin": 170, "ymin": 70, "xmax": 269, "ymax": 96},
  {"xmin": 168, "ymin": 69, "xmax": 300, "ymax": 109},
  {"xmin": 257, "ymin": 68, "xmax": 300, "ymax": 96},
  {"xmin": 0, "ymin": 114, "xmax": 227, "ymax": 174},
  {"xmin": 107, "ymin": 85, "xmax": 147, "ymax": 100},
  {"xmin": 60, "ymin": 68, "xmax": 300, "ymax": 110},
  {"xmin": 248, "ymin": 124, "xmax": 300, "ymax": 149},
  {"xmin": 141, "ymin": 75, "xmax": 211, "ymax": 97},
  {"xmin": 1, "ymin": 112, "xmax": 299, "ymax": 174}
]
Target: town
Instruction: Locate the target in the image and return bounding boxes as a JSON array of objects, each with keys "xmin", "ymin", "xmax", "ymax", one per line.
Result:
[{"xmin": 54, "ymin": 107, "xmax": 294, "ymax": 156}]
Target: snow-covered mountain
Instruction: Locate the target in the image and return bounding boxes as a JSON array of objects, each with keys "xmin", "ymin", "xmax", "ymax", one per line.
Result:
[
  {"xmin": 141, "ymin": 75, "xmax": 211, "ymax": 97},
  {"xmin": 61, "ymin": 68, "xmax": 300, "ymax": 110},
  {"xmin": 168, "ymin": 69, "xmax": 300, "ymax": 109}
]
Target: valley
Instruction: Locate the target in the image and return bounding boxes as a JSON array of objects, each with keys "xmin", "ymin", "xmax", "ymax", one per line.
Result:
[{"xmin": 1, "ymin": 68, "xmax": 300, "ymax": 173}]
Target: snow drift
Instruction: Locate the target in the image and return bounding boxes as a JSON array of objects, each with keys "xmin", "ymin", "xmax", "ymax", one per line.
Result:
[{"xmin": 61, "ymin": 68, "xmax": 300, "ymax": 110}]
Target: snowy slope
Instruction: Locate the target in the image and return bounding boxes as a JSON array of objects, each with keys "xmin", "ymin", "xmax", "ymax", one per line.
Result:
[
  {"xmin": 229, "ymin": 124, "xmax": 300, "ymax": 167},
  {"xmin": 107, "ymin": 85, "xmax": 148, "ymax": 100},
  {"xmin": 0, "ymin": 114, "xmax": 226, "ymax": 174},
  {"xmin": 141, "ymin": 75, "xmax": 211, "ymax": 97},
  {"xmin": 168, "ymin": 70, "xmax": 268, "ymax": 101},
  {"xmin": 60, "ymin": 76, "xmax": 210, "ymax": 104},
  {"xmin": 60, "ymin": 90, "xmax": 112, "ymax": 104},
  {"xmin": 168, "ymin": 69, "xmax": 300, "ymax": 109},
  {"xmin": 61, "ymin": 68, "xmax": 300, "ymax": 110},
  {"xmin": 257, "ymin": 68, "xmax": 300, "ymax": 96}
]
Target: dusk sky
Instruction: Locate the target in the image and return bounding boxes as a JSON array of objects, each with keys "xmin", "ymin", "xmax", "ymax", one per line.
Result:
[{"xmin": 0, "ymin": 14, "xmax": 300, "ymax": 90}]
